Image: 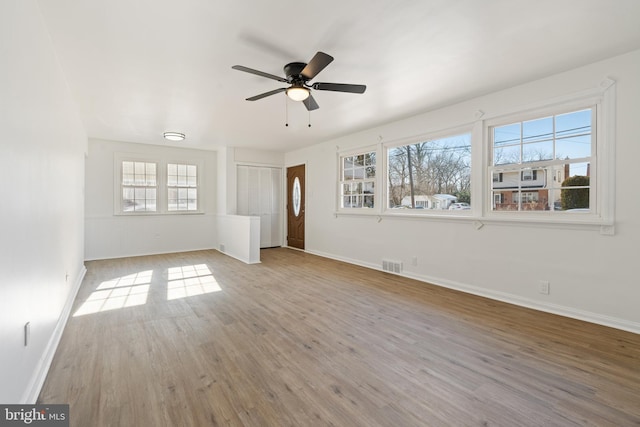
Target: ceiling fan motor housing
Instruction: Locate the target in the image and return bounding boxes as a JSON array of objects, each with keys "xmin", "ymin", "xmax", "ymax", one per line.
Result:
[{"xmin": 284, "ymin": 62, "xmax": 308, "ymax": 82}]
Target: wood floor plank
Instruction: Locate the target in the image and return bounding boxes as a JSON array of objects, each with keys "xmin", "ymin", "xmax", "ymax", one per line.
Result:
[{"xmin": 38, "ymin": 248, "xmax": 640, "ymax": 426}]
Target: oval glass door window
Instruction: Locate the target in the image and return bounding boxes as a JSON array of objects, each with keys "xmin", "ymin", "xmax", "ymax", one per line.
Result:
[{"xmin": 293, "ymin": 177, "xmax": 301, "ymax": 217}]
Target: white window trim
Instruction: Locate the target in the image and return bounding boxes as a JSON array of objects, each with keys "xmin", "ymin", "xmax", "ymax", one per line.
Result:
[
  {"xmin": 167, "ymin": 161, "xmax": 200, "ymax": 212},
  {"xmin": 119, "ymin": 159, "xmax": 158, "ymax": 213},
  {"xmin": 114, "ymin": 153, "xmax": 204, "ymax": 215},
  {"xmin": 332, "ymin": 79, "xmax": 615, "ymax": 234},
  {"xmin": 482, "ymin": 78, "xmax": 615, "ymax": 229},
  {"xmin": 336, "ymin": 145, "xmax": 380, "ymax": 213},
  {"xmin": 382, "ymin": 125, "xmax": 474, "ymax": 217}
]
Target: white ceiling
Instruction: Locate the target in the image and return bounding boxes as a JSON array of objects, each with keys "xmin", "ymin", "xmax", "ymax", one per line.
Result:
[{"xmin": 37, "ymin": 0, "xmax": 640, "ymax": 152}]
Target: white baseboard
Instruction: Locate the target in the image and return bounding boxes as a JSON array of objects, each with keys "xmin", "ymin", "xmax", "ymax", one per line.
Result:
[
  {"xmin": 22, "ymin": 264, "xmax": 87, "ymax": 404},
  {"xmin": 307, "ymin": 249, "xmax": 640, "ymax": 335},
  {"xmin": 216, "ymin": 248, "xmax": 261, "ymax": 265}
]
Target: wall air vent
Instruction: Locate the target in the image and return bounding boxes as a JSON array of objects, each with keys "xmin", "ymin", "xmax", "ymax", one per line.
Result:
[{"xmin": 382, "ymin": 260, "xmax": 402, "ymax": 274}]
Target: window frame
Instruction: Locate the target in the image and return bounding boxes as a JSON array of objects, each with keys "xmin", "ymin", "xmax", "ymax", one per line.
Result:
[
  {"xmin": 332, "ymin": 79, "xmax": 615, "ymax": 232},
  {"xmin": 521, "ymin": 170, "xmax": 534, "ymax": 181},
  {"xmin": 486, "ymin": 97, "xmax": 607, "ymax": 222},
  {"xmin": 167, "ymin": 162, "xmax": 199, "ymax": 212},
  {"xmin": 120, "ymin": 160, "xmax": 158, "ymax": 213},
  {"xmin": 383, "ymin": 126, "xmax": 474, "ymax": 216},
  {"xmin": 114, "ymin": 153, "xmax": 204, "ymax": 215},
  {"xmin": 337, "ymin": 147, "xmax": 378, "ymax": 212}
]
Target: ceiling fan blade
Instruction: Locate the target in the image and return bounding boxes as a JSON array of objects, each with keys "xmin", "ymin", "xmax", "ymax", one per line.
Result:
[
  {"xmin": 232, "ymin": 65, "xmax": 288, "ymax": 83},
  {"xmin": 312, "ymin": 82, "xmax": 366, "ymax": 94},
  {"xmin": 246, "ymin": 88, "xmax": 286, "ymax": 101},
  {"xmin": 301, "ymin": 52, "xmax": 334, "ymax": 80},
  {"xmin": 303, "ymin": 94, "xmax": 319, "ymax": 111}
]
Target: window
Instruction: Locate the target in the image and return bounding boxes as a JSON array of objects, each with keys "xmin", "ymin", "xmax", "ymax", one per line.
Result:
[
  {"xmin": 168, "ymin": 163, "xmax": 198, "ymax": 211},
  {"xmin": 490, "ymin": 108, "xmax": 593, "ymax": 212},
  {"xmin": 387, "ymin": 132, "xmax": 471, "ymax": 211},
  {"xmin": 340, "ymin": 151, "xmax": 376, "ymax": 209},
  {"xmin": 521, "ymin": 170, "xmax": 535, "ymax": 181},
  {"xmin": 121, "ymin": 161, "xmax": 157, "ymax": 212},
  {"xmin": 117, "ymin": 156, "xmax": 203, "ymax": 214},
  {"xmin": 333, "ymin": 81, "xmax": 613, "ymax": 226},
  {"xmin": 514, "ymin": 191, "xmax": 539, "ymax": 204}
]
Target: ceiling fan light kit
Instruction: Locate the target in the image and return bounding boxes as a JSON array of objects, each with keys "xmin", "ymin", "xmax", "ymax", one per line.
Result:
[
  {"xmin": 163, "ymin": 132, "xmax": 185, "ymax": 141},
  {"xmin": 286, "ymin": 85, "xmax": 309, "ymax": 101},
  {"xmin": 232, "ymin": 51, "xmax": 366, "ymax": 113}
]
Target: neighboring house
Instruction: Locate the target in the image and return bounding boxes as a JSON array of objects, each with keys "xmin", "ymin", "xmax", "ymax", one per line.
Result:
[
  {"xmin": 401, "ymin": 194, "xmax": 457, "ymax": 209},
  {"xmin": 492, "ymin": 169, "xmax": 550, "ymax": 210},
  {"xmin": 492, "ymin": 164, "xmax": 588, "ymax": 211}
]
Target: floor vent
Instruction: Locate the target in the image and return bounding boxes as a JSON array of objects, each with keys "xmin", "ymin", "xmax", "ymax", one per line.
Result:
[{"xmin": 382, "ymin": 260, "xmax": 402, "ymax": 274}]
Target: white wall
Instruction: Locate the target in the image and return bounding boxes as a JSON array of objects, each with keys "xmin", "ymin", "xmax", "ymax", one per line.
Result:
[
  {"xmin": 216, "ymin": 146, "xmax": 233, "ymax": 215},
  {"xmin": 216, "ymin": 215, "xmax": 261, "ymax": 264},
  {"xmin": 0, "ymin": 0, "xmax": 88, "ymax": 403},
  {"xmin": 285, "ymin": 49, "xmax": 640, "ymax": 333},
  {"xmin": 234, "ymin": 147, "xmax": 285, "ymax": 167},
  {"xmin": 85, "ymin": 139, "xmax": 217, "ymax": 260}
]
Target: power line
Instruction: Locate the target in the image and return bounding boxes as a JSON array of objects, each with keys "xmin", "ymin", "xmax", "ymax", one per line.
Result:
[{"xmin": 495, "ymin": 125, "xmax": 591, "ymax": 145}]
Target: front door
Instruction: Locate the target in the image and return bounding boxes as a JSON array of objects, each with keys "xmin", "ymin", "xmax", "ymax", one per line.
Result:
[{"xmin": 286, "ymin": 164, "xmax": 305, "ymax": 250}]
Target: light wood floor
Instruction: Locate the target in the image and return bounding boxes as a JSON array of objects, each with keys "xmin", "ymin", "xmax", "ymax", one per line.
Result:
[{"xmin": 39, "ymin": 248, "xmax": 640, "ymax": 426}]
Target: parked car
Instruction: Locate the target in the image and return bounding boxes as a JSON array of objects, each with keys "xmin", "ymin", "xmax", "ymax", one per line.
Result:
[
  {"xmin": 449, "ymin": 202, "xmax": 470, "ymax": 210},
  {"xmin": 565, "ymin": 208, "xmax": 590, "ymax": 212}
]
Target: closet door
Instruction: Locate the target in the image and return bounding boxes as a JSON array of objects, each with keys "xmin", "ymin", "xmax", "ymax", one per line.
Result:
[
  {"xmin": 269, "ymin": 167, "xmax": 282, "ymax": 247},
  {"xmin": 259, "ymin": 167, "xmax": 272, "ymax": 247},
  {"xmin": 247, "ymin": 167, "xmax": 260, "ymax": 218},
  {"xmin": 237, "ymin": 166, "xmax": 282, "ymax": 248}
]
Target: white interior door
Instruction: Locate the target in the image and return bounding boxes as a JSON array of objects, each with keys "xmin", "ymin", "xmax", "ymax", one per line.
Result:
[
  {"xmin": 237, "ymin": 165, "xmax": 282, "ymax": 248},
  {"xmin": 269, "ymin": 167, "xmax": 282, "ymax": 247}
]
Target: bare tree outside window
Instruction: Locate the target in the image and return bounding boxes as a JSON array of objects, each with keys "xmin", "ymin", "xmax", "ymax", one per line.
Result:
[{"xmin": 388, "ymin": 134, "xmax": 472, "ymax": 210}]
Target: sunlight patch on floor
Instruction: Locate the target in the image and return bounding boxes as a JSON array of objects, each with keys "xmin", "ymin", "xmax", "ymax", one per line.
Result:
[
  {"xmin": 74, "ymin": 270, "xmax": 153, "ymax": 316},
  {"xmin": 167, "ymin": 264, "xmax": 222, "ymax": 300}
]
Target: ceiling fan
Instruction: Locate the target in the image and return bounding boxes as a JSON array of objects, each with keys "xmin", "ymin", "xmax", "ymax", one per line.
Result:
[{"xmin": 232, "ymin": 51, "xmax": 366, "ymax": 111}]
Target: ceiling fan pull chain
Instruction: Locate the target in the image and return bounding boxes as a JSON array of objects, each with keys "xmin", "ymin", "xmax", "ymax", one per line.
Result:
[
  {"xmin": 285, "ymin": 96, "xmax": 289, "ymax": 127},
  {"xmin": 308, "ymin": 109, "xmax": 311, "ymax": 128}
]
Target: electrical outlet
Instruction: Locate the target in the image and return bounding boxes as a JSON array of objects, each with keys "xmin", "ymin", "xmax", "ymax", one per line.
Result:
[
  {"xmin": 411, "ymin": 256, "xmax": 418, "ymax": 266},
  {"xmin": 539, "ymin": 280, "xmax": 550, "ymax": 295}
]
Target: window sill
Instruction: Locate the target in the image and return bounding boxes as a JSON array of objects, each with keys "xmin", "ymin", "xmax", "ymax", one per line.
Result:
[
  {"xmin": 479, "ymin": 212, "xmax": 613, "ymax": 233},
  {"xmin": 113, "ymin": 211, "xmax": 206, "ymax": 217},
  {"xmin": 334, "ymin": 209, "xmax": 614, "ymax": 233}
]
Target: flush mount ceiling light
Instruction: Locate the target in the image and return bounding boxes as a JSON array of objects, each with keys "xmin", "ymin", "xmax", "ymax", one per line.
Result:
[
  {"xmin": 286, "ymin": 85, "xmax": 310, "ymax": 102},
  {"xmin": 163, "ymin": 132, "xmax": 185, "ymax": 141}
]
